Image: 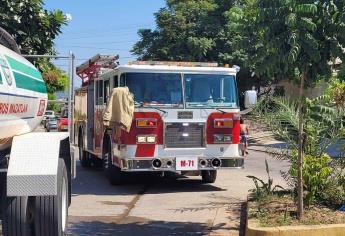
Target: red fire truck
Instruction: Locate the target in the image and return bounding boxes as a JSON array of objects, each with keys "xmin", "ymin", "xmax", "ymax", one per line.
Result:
[{"xmin": 74, "ymin": 55, "xmax": 256, "ymax": 184}]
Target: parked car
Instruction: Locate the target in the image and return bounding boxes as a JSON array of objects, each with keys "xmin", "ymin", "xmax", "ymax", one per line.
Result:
[
  {"xmin": 42, "ymin": 110, "xmax": 55, "ymax": 128},
  {"xmin": 58, "ymin": 107, "xmax": 68, "ymax": 132},
  {"xmin": 46, "ymin": 117, "xmax": 58, "ymax": 132}
]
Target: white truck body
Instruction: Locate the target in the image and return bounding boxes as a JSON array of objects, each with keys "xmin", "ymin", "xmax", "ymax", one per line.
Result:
[
  {"xmin": 0, "ymin": 45, "xmax": 47, "ymax": 151},
  {"xmin": 0, "ymin": 36, "xmax": 74, "ymax": 235}
]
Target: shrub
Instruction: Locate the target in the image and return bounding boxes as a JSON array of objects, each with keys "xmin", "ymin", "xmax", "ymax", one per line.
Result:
[
  {"xmin": 289, "ymin": 153, "xmax": 332, "ymax": 206},
  {"xmin": 247, "ymin": 159, "xmax": 284, "ymax": 200}
]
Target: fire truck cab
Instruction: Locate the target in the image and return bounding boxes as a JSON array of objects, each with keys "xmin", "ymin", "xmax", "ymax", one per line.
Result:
[{"xmin": 75, "ymin": 56, "xmax": 253, "ymax": 184}]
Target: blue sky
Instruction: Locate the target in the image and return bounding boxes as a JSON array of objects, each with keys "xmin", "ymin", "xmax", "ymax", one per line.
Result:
[{"xmin": 44, "ymin": 0, "xmax": 165, "ymax": 72}]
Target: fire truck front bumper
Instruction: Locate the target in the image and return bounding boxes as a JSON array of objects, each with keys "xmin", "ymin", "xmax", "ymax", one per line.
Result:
[{"xmin": 120, "ymin": 157, "xmax": 244, "ymax": 172}]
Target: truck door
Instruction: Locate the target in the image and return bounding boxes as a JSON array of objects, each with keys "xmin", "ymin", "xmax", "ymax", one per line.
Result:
[
  {"xmin": 94, "ymin": 79, "xmax": 104, "ymax": 153},
  {"xmin": 87, "ymin": 81, "xmax": 95, "ymax": 151}
]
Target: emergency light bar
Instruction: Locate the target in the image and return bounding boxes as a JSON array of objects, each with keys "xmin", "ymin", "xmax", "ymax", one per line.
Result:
[{"xmin": 128, "ymin": 61, "xmax": 218, "ymax": 67}]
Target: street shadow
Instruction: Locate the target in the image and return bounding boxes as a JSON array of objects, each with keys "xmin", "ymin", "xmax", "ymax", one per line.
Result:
[
  {"xmin": 248, "ymin": 140, "xmax": 288, "ymax": 149},
  {"xmin": 169, "ymin": 194, "xmax": 247, "ymax": 236},
  {"xmin": 72, "ymin": 162, "xmax": 226, "ymax": 197},
  {"xmin": 68, "ymin": 216, "xmax": 227, "ymax": 236}
]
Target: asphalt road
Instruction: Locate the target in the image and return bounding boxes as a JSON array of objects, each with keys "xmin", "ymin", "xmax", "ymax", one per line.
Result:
[{"xmin": 67, "ymin": 151, "xmax": 289, "ymax": 236}]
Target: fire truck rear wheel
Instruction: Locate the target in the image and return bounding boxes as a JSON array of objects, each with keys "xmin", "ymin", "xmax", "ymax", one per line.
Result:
[
  {"xmin": 34, "ymin": 159, "xmax": 68, "ymax": 236},
  {"xmin": 104, "ymin": 143, "xmax": 126, "ymax": 185},
  {"xmin": 201, "ymin": 170, "xmax": 217, "ymax": 183},
  {"xmin": 79, "ymin": 135, "xmax": 90, "ymax": 168}
]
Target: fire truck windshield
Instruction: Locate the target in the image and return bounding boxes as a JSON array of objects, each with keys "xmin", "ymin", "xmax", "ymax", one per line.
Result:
[
  {"xmin": 184, "ymin": 74, "xmax": 238, "ymax": 108},
  {"xmin": 123, "ymin": 72, "xmax": 183, "ymax": 107},
  {"xmin": 122, "ymin": 72, "xmax": 238, "ymax": 109}
]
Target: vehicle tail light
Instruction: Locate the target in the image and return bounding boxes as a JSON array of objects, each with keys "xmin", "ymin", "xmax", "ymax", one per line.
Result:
[
  {"xmin": 136, "ymin": 118, "xmax": 157, "ymax": 128},
  {"xmin": 214, "ymin": 119, "xmax": 233, "ymax": 128},
  {"xmin": 207, "ymin": 113, "xmax": 240, "ymax": 144}
]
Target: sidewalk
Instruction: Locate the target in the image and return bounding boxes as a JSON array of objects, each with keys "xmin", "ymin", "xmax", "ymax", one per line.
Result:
[
  {"xmin": 247, "ymin": 131, "xmax": 286, "ymax": 154},
  {"xmin": 245, "ymin": 123, "xmax": 344, "ymax": 158},
  {"xmin": 244, "ymin": 119, "xmax": 287, "ymax": 154}
]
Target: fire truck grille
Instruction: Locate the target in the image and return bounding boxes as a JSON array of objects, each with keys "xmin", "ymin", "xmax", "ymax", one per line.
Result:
[{"xmin": 165, "ymin": 123, "xmax": 205, "ymax": 148}]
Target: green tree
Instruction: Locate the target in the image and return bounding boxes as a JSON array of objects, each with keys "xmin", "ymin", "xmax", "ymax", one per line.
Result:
[
  {"xmin": 254, "ymin": 95, "xmax": 344, "ymax": 206},
  {"xmin": 132, "ymin": 0, "xmax": 247, "ymax": 63},
  {"xmin": 39, "ymin": 61, "xmax": 68, "ymax": 94},
  {"xmin": 0, "ymin": 0, "xmax": 69, "ymax": 94},
  {"xmin": 132, "ymin": 0, "xmax": 267, "ymax": 99},
  {"xmin": 254, "ymin": 0, "xmax": 345, "ymax": 218},
  {"xmin": 0, "ymin": 0, "xmax": 67, "ymax": 56}
]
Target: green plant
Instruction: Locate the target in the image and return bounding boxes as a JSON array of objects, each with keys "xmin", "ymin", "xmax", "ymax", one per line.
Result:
[
  {"xmin": 317, "ymin": 159, "xmax": 345, "ymax": 207},
  {"xmin": 254, "ymin": 95, "xmax": 345, "ymax": 208},
  {"xmin": 247, "ymin": 159, "xmax": 284, "ymax": 200},
  {"xmin": 289, "ymin": 153, "xmax": 332, "ymax": 206}
]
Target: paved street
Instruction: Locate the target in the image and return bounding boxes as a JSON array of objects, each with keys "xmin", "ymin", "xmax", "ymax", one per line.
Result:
[
  {"xmin": 67, "ymin": 151, "xmax": 289, "ymax": 236},
  {"xmin": 0, "ymin": 128, "xmax": 290, "ymax": 236}
]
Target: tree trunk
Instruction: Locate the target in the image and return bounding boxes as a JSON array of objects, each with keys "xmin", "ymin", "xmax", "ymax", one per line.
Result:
[{"xmin": 297, "ymin": 71, "xmax": 306, "ymax": 219}]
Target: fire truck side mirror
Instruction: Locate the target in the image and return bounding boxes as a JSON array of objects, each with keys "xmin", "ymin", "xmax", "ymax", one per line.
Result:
[{"xmin": 244, "ymin": 89, "xmax": 257, "ymax": 109}]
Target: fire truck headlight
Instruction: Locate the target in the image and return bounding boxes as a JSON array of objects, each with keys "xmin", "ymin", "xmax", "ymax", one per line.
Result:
[
  {"xmin": 223, "ymin": 135, "xmax": 232, "ymax": 142},
  {"xmin": 146, "ymin": 136, "xmax": 156, "ymax": 143},
  {"xmin": 137, "ymin": 136, "xmax": 147, "ymax": 143},
  {"xmin": 214, "ymin": 134, "xmax": 232, "ymax": 143},
  {"xmin": 136, "ymin": 135, "xmax": 156, "ymax": 143}
]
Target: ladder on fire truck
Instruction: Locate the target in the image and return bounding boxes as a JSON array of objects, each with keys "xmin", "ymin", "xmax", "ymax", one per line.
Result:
[{"xmin": 76, "ymin": 54, "xmax": 119, "ymax": 84}]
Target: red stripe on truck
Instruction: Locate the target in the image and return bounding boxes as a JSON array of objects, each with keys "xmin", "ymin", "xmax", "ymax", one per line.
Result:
[
  {"xmin": 119, "ymin": 112, "xmax": 163, "ymax": 157},
  {"xmin": 135, "ymin": 144, "xmax": 156, "ymax": 157}
]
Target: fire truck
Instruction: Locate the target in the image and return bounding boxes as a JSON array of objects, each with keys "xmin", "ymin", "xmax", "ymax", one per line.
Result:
[{"xmin": 74, "ymin": 55, "xmax": 256, "ymax": 184}]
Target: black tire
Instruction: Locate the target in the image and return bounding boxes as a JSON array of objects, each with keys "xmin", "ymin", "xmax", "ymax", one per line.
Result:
[
  {"xmin": 2, "ymin": 196, "xmax": 34, "ymax": 236},
  {"xmin": 0, "ymin": 27, "xmax": 20, "ymax": 54},
  {"xmin": 103, "ymin": 141, "xmax": 126, "ymax": 185},
  {"xmin": 201, "ymin": 170, "xmax": 217, "ymax": 183},
  {"xmin": 34, "ymin": 159, "xmax": 68, "ymax": 236},
  {"xmin": 0, "ymin": 171, "xmax": 6, "ymax": 219},
  {"xmin": 79, "ymin": 135, "xmax": 90, "ymax": 168}
]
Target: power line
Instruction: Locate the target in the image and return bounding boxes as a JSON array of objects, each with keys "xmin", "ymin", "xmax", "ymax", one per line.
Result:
[
  {"xmin": 61, "ymin": 22, "xmax": 155, "ymax": 36},
  {"xmin": 73, "ymin": 57, "xmax": 134, "ymax": 62},
  {"xmin": 55, "ymin": 45, "xmax": 131, "ymax": 51},
  {"xmin": 57, "ymin": 31, "xmax": 142, "ymax": 40},
  {"xmin": 57, "ymin": 40, "xmax": 137, "ymax": 46}
]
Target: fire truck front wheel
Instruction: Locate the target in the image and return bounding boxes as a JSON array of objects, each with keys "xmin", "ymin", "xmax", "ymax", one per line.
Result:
[
  {"xmin": 201, "ymin": 170, "xmax": 217, "ymax": 183},
  {"xmin": 103, "ymin": 141, "xmax": 126, "ymax": 185}
]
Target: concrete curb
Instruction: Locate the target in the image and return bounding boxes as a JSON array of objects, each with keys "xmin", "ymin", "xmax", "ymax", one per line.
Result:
[
  {"xmin": 245, "ymin": 202, "xmax": 345, "ymax": 236},
  {"xmin": 246, "ymin": 220, "xmax": 345, "ymax": 236}
]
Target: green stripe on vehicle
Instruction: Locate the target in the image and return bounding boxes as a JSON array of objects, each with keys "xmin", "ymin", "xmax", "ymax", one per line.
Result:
[
  {"xmin": 0, "ymin": 72, "xmax": 2, "ymax": 84},
  {"xmin": 5, "ymin": 56, "xmax": 43, "ymax": 81},
  {"xmin": 13, "ymin": 72, "xmax": 47, "ymax": 93}
]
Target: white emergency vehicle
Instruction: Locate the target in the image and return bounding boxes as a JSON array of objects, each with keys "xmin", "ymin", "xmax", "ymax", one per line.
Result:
[{"xmin": 74, "ymin": 56, "xmax": 256, "ymax": 185}]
